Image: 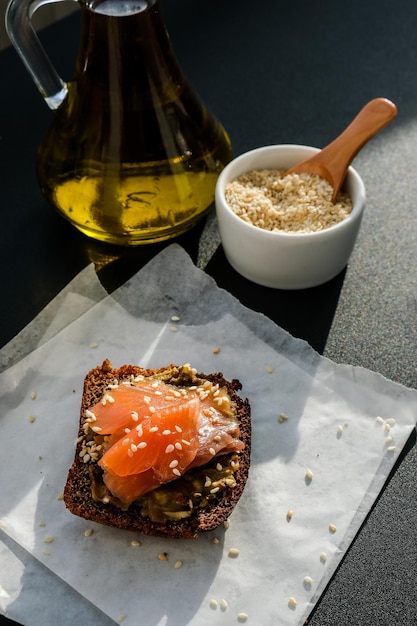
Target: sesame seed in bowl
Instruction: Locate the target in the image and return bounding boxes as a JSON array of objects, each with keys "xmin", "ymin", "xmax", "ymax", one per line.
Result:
[
  {"xmin": 225, "ymin": 169, "xmax": 353, "ymax": 234},
  {"xmin": 215, "ymin": 144, "xmax": 366, "ymax": 290}
]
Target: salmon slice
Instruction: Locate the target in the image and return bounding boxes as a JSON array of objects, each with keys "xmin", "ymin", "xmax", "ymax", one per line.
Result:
[
  {"xmin": 103, "ymin": 468, "xmax": 160, "ymax": 503},
  {"xmin": 189, "ymin": 398, "xmax": 245, "ymax": 468},
  {"xmin": 98, "ymin": 397, "xmax": 200, "ymax": 479},
  {"xmin": 90, "ymin": 380, "xmax": 188, "ymax": 439},
  {"xmin": 88, "ymin": 378, "xmax": 244, "ymax": 504}
]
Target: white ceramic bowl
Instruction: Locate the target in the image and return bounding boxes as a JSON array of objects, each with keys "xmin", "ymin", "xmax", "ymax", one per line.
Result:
[{"xmin": 215, "ymin": 144, "xmax": 366, "ymax": 289}]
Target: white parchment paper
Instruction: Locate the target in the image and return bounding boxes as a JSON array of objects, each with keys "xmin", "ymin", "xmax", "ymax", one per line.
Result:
[{"xmin": 0, "ymin": 244, "xmax": 416, "ymax": 626}]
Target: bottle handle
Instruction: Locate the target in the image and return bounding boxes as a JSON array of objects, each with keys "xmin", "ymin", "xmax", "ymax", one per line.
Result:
[{"xmin": 5, "ymin": 0, "xmax": 76, "ymax": 110}]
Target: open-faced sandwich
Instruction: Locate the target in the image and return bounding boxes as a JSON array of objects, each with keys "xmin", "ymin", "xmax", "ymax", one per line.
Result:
[{"xmin": 64, "ymin": 359, "xmax": 251, "ymax": 538}]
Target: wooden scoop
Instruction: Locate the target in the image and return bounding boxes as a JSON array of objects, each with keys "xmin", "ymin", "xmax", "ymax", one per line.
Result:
[{"xmin": 284, "ymin": 98, "xmax": 398, "ymax": 201}]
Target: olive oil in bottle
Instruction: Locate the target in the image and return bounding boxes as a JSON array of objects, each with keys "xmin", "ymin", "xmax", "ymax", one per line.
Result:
[{"xmin": 36, "ymin": 0, "xmax": 232, "ymax": 244}]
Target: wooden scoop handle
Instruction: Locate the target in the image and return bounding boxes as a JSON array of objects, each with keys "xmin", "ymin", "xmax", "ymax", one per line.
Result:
[{"xmin": 286, "ymin": 98, "xmax": 398, "ymax": 201}]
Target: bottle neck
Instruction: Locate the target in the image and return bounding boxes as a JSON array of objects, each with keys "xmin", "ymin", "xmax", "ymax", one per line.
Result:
[{"xmin": 74, "ymin": 0, "xmax": 184, "ymax": 104}]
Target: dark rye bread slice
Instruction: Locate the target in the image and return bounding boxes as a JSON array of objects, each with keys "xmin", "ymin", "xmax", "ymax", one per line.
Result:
[{"xmin": 64, "ymin": 359, "xmax": 251, "ymax": 539}]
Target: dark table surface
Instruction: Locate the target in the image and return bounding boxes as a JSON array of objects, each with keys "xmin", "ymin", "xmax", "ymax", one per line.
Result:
[{"xmin": 1, "ymin": 0, "xmax": 417, "ymax": 625}]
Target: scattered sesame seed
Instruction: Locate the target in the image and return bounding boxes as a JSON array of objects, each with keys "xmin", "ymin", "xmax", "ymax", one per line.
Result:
[
  {"xmin": 171, "ymin": 315, "xmax": 180, "ymax": 322},
  {"xmin": 384, "ymin": 423, "xmax": 391, "ymax": 432},
  {"xmin": 131, "ymin": 411, "xmax": 139, "ymax": 421},
  {"xmin": 220, "ymin": 599, "xmax": 228, "ymax": 611},
  {"xmin": 286, "ymin": 509, "xmax": 293, "ymax": 521},
  {"xmin": 158, "ymin": 552, "xmax": 168, "ymax": 561},
  {"xmin": 172, "ymin": 468, "xmax": 181, "ymax": 477},
  {"xmin": 84, "ymin": 528, "xmax": 93, "ymax": 537},
  {"xmin": 320, "ymin": 552, "xmax": 327, "ymax": 563},
  {"xmin": 209, "ymin": 447, "xmax": 216, "ymax": 456},
  {"xmin": 149, "ymin": 426, "xmax": 159, "ymax": 433},
  {"xmin": 85, "ymin": 409, "xmax": 96, "ymax": 420},
  {"xmin": 0, "ymin": 520, "xmax": 7, "ymax": 529},
  {"xmin": 305, "ymin": 469, "xmax": 314, "ymax": 482},
  {"xmin": 266, "ymin": 365, "xmax": 274, "ymax": 373},
  {"xmin": 170, "ymin": 326, "xmax": 178, "ymax": 332},
  {"xmin": 28, "ymin": 414, "xmax": 36, "ymax": 423},
  {"xmin": 175, "ymin": 442, "xmax": 182, "ymax": 450},
  {"xmin": 375, "ymin": 416, "xmax": 384, "ymax": 424},
  {"xmin": 116, "ymin": 614, "xmax": 126, "ymax": 623},
  {"xmin": 384, "ymin": 436, "xmax": 393, "ymax": 445},
  {"xmin": 182, "ymin": 439, "xmax": 191, "ymax": 446},
  {"xmin": 210, "ymin": 599, "xmax": 219, "ymax": 610},
  {"xmin": 169, "ymin": 460, "xmax": 179, "ymax": 468},
  {"xmin": 165, "ymin": 444, "xmax": 175, "ymax": 453},
  {"xmin": 137, "ymin": 441, "xmax": 147, "ymax": 449},
  {"xmin": 42, "ymin": 549, "xmax": 51, "ymax": 556},
  {"xmin": 387, "ymin": 445, "xmax": 397, "ymax": 452},
  {"xmin": 216, "ymin": 463, "xmax": 223, "ymax": 471},
  {"xmin": 162, "ymin": 429, "xmax": 171, "ymax": 435},
  {"xmin": 337, "ymin": 425, "xmax": 344, "ymax": 437},
  {"xmin": 38, "ymin": 521, "xmax": 46, "ymax": 527},
  {"xmin": 329, "ymin": 524, "xmax": 337, "ymax": 533},
  {"xmin": 174, "ymin": 560, "xmax": 183, "ymax": 569},
  {"xmin": 277, "ymin": 413, "xmax": 288, "ymax": 423},
  {"xmin": 386, "ymin": 418, "xmax": 396, "ymax": 427},
  {"xmin": 175, "ymin": 424, "xmax": 182, "ymax": 433},
  {"xmin": 288, "ymin": 597, "xmax": 297, "ymax": 608},
  {"xmin": 131, "ymin": 540, "xmax": 141, "ymax": 547},
  {"xmin": 56, "ymin": 493, "xmax": 64, "ymax": 501},
  {"xmin": 127, "ymin": 449, "xmax": 133, "ymax": 458},
  {"xmin": 30, "ymin": 391, "xmax": 37, "ymax": 400},
  {"xmin": 213, "ymin": 347, "xmax": 221, "ymax": 354},
  {"xmin": 228, "ymin": 547, "xmax": 240, "ymax": 558},
  {"xmin": 304, "ymin": 576, "xmax": 313, "ymax": 586},
  {"xmin": 223, "ymin": 520, "xmax": 230, "ymax": 529},
  {"xmin": 89, "ymin": 343, "xmax": 98, "ymax": 349},
  {"xmin": 212, "ymin": 537, "xmax": 219, "ymax": 544},
  {"xmin": 237, "ymin": 612, "xmax": 248, "ymax": 622},
  {"xmin": 210, "ymin": 487, "xmax": 220, "ymax": 494},
  {"xmin": 43, "ymin": 535, "xmax": 54, "ymax": 544},
  {"xmin": 122, "ymin": 437, "xmax": 130, "ymax": 446}
]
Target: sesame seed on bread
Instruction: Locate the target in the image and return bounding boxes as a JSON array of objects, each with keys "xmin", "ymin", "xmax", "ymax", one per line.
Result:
[{"xmin": 64, "ymin": 360, "xmax": 251, "ymax": 539}]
